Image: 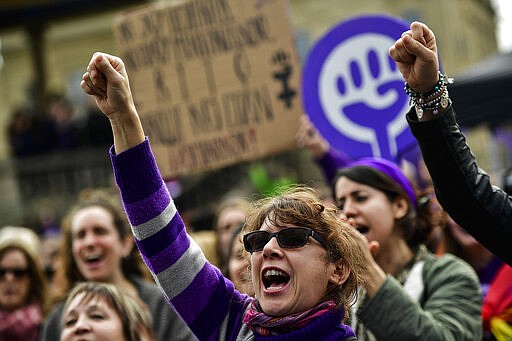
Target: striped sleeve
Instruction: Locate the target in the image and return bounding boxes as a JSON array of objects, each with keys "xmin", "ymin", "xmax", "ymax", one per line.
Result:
[{"xmin": 110, "ymin": 139, "xmax": 248, "ymax": 340}]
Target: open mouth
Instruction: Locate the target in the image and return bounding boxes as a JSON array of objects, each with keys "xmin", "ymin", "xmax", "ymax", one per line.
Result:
[
  {"xmin": 356, "ymin": 226, "xmax": 369, "ymax": 235},
  {"xmin": 3, "ymin": 288, "xmax": 16, "ymax": 295},
  {"xmin": 84, "ymin": 254, "xmax": 103, "ymax": 265},
  {"xmin": 262, "ymin": 269, "xmax": 290, "ymax": 291}
]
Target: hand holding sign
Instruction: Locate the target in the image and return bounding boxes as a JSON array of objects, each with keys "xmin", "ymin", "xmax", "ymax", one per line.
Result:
[{"xmin": 295, "ymin": 115, "xmax": 330, "ymax": 158}]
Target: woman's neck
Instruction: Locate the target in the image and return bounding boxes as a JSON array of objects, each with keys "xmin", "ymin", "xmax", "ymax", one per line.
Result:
[
  {"xmin": 109, "ymin": 272, "xmax": 138, "ymax": 298},
  {"xmin": 376, "ymin": 237, "xmax": 414, "ymax": 276}
]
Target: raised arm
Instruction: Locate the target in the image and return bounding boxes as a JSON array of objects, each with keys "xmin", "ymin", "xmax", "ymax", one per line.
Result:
[
  {"xmin": 389, "ymin": 23, "xmax": 512, "ymax": 265},
  {"xmin": 295, "ymin": 115, "xmax": 353, "ymax": 184},
  {"xmin": 81, "ymin": 52, "xmax": 250, "ymax": 340}
]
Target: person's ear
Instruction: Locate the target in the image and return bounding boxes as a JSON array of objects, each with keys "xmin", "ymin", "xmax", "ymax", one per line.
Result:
[
  {"xmin": 329, "ymin": 260, "xmax": 351, "ymax": 287},
  {"xmin": 393, "ymin": 197, "xmax": 409, "ymax": 219},
  {"xmin": 121, "ymin": 235, "xmax": 134, "ymax": 258}
]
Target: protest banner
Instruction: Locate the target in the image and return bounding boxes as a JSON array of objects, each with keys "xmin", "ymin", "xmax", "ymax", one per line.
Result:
[{"xmin": 114, "ymin": 0, "xmax": 302, "ymax": 179}]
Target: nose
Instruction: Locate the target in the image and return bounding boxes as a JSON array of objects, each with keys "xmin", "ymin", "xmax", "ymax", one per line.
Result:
[
  {"xmin": 82, "ymin": 231, "xmax": 97, "ymax": 247},
  {"xmin": 3, "ymin": 272, "xmax": 15, "ymax": 282},
  {"xmin": 262, "ymin": 235, "xmax": 283, "ymax": 258},
  {"xmin": 341, "ymin": 199, "xmax": 358, "ymax": 218},
  {"xmin": 74, "ymin": 315, "xmax": 91, "ymax": 335}
]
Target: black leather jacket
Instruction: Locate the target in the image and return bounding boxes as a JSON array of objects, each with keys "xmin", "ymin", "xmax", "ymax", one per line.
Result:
[{"xmin": 407, "ymin": 105, "xmax": 512, "ymax": 265}]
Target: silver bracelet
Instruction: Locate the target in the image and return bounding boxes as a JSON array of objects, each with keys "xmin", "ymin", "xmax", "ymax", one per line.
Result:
[
  {"xmin": 415, "ymin": 87, "xmax": 451, "ymax": 119},
  {"xmin": 405, "ymin": 72, "xmax": 453, "ymax": 119}
]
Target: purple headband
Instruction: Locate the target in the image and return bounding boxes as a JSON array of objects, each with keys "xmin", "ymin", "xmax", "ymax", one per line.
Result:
[{"xmin": 347, "ymin": 157, "xmax": 417, "ymax": 207}]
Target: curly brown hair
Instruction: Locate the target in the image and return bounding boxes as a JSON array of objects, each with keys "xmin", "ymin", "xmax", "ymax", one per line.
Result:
[{"xmin": 243, "ymin": 186, "xmax": 366, "ymax": 315}]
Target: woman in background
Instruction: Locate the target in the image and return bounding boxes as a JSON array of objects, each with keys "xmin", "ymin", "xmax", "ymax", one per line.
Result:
[
  {"xmin": 0, "ymin": 226, "xmax": 48, "ymax": 341},
  {"xmin": 41, "ymin": 189, "xmax": 195, "ymax": 341},
  {"xmin": 61, "ymin": 281, "xmax": 155, "ymax": 341},
  {"xmin": 224, "ymin": 223, "xmax": 254, "ymax": 296},
  {"xmin": 333, "ymin": 158, "xmax": 482, "ymax": 340},
  {"xmin": 214, "ymin": 195, "xmax": 251, "ymax": 272}
]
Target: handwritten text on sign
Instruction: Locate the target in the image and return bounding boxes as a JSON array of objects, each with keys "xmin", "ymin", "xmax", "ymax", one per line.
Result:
[{"xmin": 114, "ymin": 0, "xmax": 301, "ymax": 179}]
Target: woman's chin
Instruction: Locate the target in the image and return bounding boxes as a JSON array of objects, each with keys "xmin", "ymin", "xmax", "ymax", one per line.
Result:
[
  {"xmin": 259, "ymin": 295, "xmax": 293, "ymax": 317},
  {"xmin": 260, "ymin": 304, "xmax": 288, "ymax": 317}
]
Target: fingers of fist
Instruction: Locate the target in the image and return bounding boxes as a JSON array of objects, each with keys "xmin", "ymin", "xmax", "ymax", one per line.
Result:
[{"xmin": 81, "ymin": 72, "xmax": 106, "ymax": 97}]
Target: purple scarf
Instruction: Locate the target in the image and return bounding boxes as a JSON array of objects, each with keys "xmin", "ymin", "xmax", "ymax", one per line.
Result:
[{"xmin": 243, "ymin": 299, "xmax": 337, "ymax": 336}]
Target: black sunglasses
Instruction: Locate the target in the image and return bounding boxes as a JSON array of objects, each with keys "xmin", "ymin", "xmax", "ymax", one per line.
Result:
[
  {"xmin": 243, "ymin": 227, "xmax": 327, "ymax": 253},
  {"xmin": 0, "ymin": 267, "xmax": 29, "ymax": 279}
]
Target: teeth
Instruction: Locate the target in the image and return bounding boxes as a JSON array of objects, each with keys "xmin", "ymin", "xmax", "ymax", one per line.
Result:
[
  {"xmin": 267, "ymin": 285, "xmax": 284, "ymax": 291},
  {"xmin": 264, "ymin": 269, "xmax": 286, "ymax": 277},
  {"xmin": 85, "ymin": 254, "xmax": 101, "ymax": 261}
]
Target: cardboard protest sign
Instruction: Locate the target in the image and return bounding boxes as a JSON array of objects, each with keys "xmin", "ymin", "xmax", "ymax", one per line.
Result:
[{"xmin": 114, "ymin": 0, "xmax": 302, "ymax": 179}]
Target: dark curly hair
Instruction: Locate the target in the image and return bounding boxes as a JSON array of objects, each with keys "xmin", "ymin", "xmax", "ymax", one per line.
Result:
[{"xmin": 243, "ymin": 186, "xmax": 367, "ymax": 315}]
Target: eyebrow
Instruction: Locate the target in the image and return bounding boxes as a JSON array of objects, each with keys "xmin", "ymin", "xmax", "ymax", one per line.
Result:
[
  {"xmin": 67, "ymin": 302, "xmax": 105, "ymax": 315},
  {"xmin": 337, "ymin": 189, "xmax": 369, "ymax": 203},
  {"xmin": 342, "ymin": 189, "xmax": 366, "ymax": 197},
  {"xmin": 64, "ymin": 310, "xmax": 77, "ymax": 318},
  {"xmin": 85, "ymin": 303, "xmax": 109, "ymax": 313}
]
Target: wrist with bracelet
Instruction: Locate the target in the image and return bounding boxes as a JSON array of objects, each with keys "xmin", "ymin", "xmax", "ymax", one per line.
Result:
[{"xmin": 404, "ymin": 71, "xmax": 453, "ymax": 119}]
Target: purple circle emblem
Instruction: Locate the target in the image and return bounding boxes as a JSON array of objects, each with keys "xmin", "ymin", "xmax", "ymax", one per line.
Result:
[{"xmin": 302, "ymin": 14, "xmax": 416, "ymax": 161}]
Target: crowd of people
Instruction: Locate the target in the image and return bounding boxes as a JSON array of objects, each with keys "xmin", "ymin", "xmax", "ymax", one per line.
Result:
[
  {"xmin": 0, "ymin": 20, "xmax": 510, "ymax": 341},
  {"xmin": 7, "ymin": 95, "xmax": 112, "ymax": 158}
]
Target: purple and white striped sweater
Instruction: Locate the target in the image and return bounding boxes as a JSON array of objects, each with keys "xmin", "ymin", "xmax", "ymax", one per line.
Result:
[
  {"xmin": 111, "ymin": 139, "xmax": 248, "ymax": 340},
  {"xmin": 110, "ymin": 139, "xmax": 357, "ymax": 341}
]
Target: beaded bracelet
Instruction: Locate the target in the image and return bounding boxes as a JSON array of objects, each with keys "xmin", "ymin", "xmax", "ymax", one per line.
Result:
[
  {"xmin": 415, "ymin": 90, "xmax": 451, "ymax": 118},
  {"xmin": 404, "ymin": 71, "xmax": 446, "ymax": 99},
  {"xmin": 404, "ymin": 72, "xmax": 453, "ymax": 119}
]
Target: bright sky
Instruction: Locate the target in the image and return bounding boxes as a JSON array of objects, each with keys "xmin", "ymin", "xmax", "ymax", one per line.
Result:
[{"xmin": 493, "ymin": 0, "xmax": 512, "ymax": 52}]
